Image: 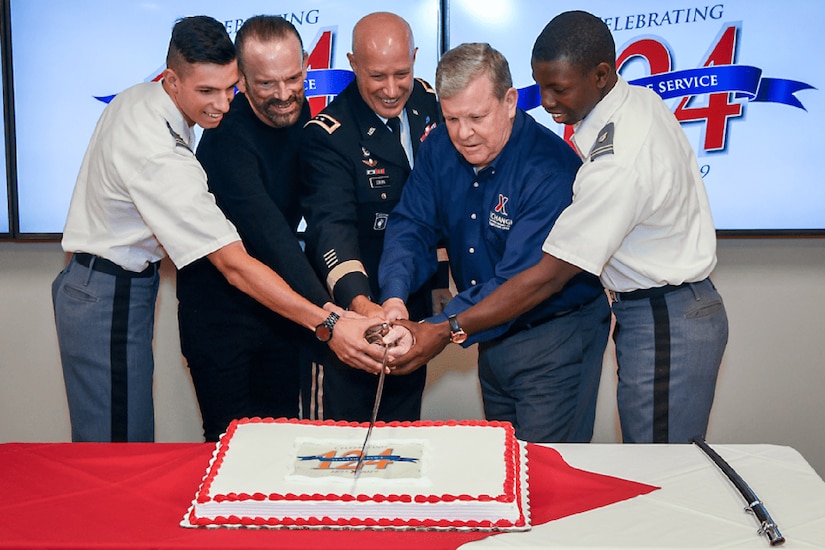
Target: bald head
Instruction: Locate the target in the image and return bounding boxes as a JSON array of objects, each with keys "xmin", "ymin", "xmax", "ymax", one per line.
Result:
[
  {"xmin": 351, "ymin": 12, "xmax": 415, "ymax": 58},
  {"xmin": 348, "ymin": 12, "xmax": 417, "ymax": 119}
]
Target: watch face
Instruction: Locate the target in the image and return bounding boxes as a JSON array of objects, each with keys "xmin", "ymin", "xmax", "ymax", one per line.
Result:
[
  {"xmin": 315, "ymin": 323, "xmax": 332, "ymax": 342},
  {"xmin": 451, "ymin": 330, "xmax": 467, "ymax": 344}
]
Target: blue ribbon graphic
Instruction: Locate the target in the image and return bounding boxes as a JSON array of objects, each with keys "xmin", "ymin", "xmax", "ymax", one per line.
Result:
[
  {"xmin": 298, "ymin": 454, "xmax": 419, "ymax": 463},
  {"xmin": 516, "ymin": 84, "xmax": 541, "ymax": 112},
  {"xmin": 632, "ymin": 66, "xmax": 815, "ymax": 109},
  {"xmin": 305, "ymin": 69, "xmax": 355, "ymax": 98},
  {"xmin": 515, "ymin": 65, "xmax": 814, "ymax": 112},
  {"xmin": 97, "ymin": 65, "xmax": 813, "ymax": 112},
  {"xmin": 95, "ymin": 69, "xmax": 356, "ymax": 105}
]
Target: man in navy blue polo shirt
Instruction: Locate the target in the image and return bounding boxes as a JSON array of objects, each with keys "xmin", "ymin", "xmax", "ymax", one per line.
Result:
[{"xmin": 378, "ymin": 43, "xmax": 610, "ymax": 443}]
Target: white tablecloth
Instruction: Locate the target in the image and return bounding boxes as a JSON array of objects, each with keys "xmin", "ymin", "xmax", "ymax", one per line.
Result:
[{"xmin": 463, "ymin": 444, "xmax": 825, "ymax": 549}]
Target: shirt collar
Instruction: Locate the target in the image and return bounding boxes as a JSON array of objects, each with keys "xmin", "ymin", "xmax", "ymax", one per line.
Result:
[
  {"xmin": 377, "ymin": 108, "xmax": 409, "ymax": 130},
  {"xmin": 571, "ymin": 76, "xmax": 628, "ymax": 160}
]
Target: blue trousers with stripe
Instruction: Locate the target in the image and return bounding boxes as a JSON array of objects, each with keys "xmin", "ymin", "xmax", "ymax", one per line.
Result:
[
  {"xmin": 52, "ymin": 255, "xmax": 159, "ymax": 442},
  {"xmin": 611, "ymin": 278, "xmax": 728, "ymax": 443}
]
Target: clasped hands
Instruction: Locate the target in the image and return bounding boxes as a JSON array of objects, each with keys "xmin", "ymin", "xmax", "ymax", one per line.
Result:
[{"xmin": 346, "ymin": 296, "xmax": 451, "ymax": 377}]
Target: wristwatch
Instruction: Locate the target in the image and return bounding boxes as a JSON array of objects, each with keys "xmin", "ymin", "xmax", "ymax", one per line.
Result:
[
  {"xmin": 315, "ymin": 312, "xmax": 340, "ymax": 343},
  {"xmin": 447, "ymin": 314, "xmax": 467, "ymax": 344}
]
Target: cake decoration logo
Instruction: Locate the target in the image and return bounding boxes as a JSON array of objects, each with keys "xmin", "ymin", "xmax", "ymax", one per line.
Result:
[
  {"xmin": 517, "ymin": 21, "xmax": 815, "ymax": 154},
  {"xmin": 294, "ymin": 442, "xmax": 423, "ymax": 478}
]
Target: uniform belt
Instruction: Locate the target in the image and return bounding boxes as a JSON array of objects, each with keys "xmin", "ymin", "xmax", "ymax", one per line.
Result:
[
  {"xmin": 74, "ymin": 253, "xmax": 159, "ymax": 278},
  {"xmin": 609, "ymin": 280, "xmax": 701, "ymax": 302},
  {"xmin": 499, "ymin": 294, "xmax": 600, "ymax": 341}
]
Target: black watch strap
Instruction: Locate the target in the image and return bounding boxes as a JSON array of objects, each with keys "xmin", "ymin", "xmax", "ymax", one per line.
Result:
[{"xmin": 315, "ymin": 311, "xmax": 340, "ymax": 342}]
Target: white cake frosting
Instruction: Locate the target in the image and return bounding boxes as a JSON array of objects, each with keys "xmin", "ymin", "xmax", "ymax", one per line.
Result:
[{"xmin": 183, "ymin": 417, "xmax": 530, "ymax": 531}]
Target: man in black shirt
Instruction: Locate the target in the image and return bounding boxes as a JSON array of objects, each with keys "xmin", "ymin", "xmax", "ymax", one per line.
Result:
[{"xmin": 177, "ymin": 16, "xmax": 333, "ymax": 441}]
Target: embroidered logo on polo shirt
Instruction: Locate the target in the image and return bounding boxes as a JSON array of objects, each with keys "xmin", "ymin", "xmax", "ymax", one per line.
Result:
[
  {"xmin": 494, "ymin": 194, "xmax": 509, "ymax": 216},
  {"xmin": 489, "ymin": 194, "xmax": 513, "ymax": 230},
  {"xmin": 589, "ymin": 122, "xmax": 615, "ymax": 161}
]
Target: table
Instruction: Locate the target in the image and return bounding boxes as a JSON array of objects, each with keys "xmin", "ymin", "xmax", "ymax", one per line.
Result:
[
  {"xmin": 1, "ymin": 442, "xmax": 822, "ymax": 549},
  {"xmin": 0, "ymin": 441, "xmax": 653, "ymax": 549},
  {"xmin": 462, "ymin": 444, "xmax": 825, "ymax": 549}
]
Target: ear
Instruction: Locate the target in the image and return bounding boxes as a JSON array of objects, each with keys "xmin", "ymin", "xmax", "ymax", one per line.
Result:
[
  {"xmin": 593, "ymin": 62, "xmax": 612, "ymax": 91},
  {"xmin": 301, "ymin": 51, "xmax": 309, "ymax": 76},
  {"xmin": 163, "ymin": 67, "xmax": 178, "ymax": 91},
  {"xmin": 237, "ymin": 72, "xmax": 249, "ymax": 94},
  {"xmin": 504, "ymin": 86, "xmax": 518, "ymax": 117},
  {"xmin": 347, "ymin": 52, "xmax": 357, "ymax": 73}
]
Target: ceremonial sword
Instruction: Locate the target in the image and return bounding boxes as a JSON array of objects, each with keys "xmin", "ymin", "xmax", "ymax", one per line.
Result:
[
  {"xmin": 354, "ymin": 324, "xmax": 390, "ymax": 480},
  {"xmin": 691, "ymin": 436, "xmax": 785, "ymax": 546}
]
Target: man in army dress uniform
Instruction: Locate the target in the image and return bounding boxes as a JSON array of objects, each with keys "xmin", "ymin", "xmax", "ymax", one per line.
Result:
[{"xmin": 300, "ymin": 12, "xmax": 444, "ymax": 421}]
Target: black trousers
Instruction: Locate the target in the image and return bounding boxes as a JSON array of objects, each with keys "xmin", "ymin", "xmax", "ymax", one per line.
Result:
[
  {"xmin": 310, "ymin": 347, "xmax": 427, "ymax": 422},
  {"xmin": 179, "ymin": 305, "xmax": 310, "ymax": 442}
]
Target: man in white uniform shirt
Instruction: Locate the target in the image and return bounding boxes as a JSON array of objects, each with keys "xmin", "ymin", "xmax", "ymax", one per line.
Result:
[
  {"xmin": 52, "ymin": 16, "xmax": 384, "ymax": 443},
  {"xmin": 391, "ymin": 10, "xmax": 729, "ymax": 444}
]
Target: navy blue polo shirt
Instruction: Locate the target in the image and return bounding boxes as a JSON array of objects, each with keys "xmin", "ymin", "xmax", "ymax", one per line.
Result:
[{"xmin": 379, "ymin": 109, "xmax": 604, "ymax": 345}]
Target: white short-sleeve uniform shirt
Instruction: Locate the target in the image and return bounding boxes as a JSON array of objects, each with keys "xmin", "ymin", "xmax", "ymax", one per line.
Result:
[
  {"xmin": 543, "ymin": 77, "xmax": 717, "ymax": 293},
  {"xmin": 61, "ymin": 81, "xmax": 239, "ymax": 273}
]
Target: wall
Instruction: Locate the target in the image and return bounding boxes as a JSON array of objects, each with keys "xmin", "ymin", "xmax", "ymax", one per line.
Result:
[{"xmin": 1, "ymin": 238, "xmax": 823, "ymax": 477}]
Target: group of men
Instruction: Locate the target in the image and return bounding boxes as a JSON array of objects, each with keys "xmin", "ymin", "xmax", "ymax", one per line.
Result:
[{"xmin": 52, "ymin": 10, "xmax": 728, "ymax": 446}]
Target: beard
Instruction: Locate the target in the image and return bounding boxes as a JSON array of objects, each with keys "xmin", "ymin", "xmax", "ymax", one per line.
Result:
[{"xmin": 250, "ymin": 90, "xmax": 305, "ymax": 128}]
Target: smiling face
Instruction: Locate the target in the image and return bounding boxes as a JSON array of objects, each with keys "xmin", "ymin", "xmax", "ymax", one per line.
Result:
[
  {"xmin": 531, "ymin": 57, "xmax": 610, "ymax": 127},
  {"xmin": 238, "ymin": 34, "xmax": 307, "ymax": 128},
  {"xmin": 348, "ymin": 13, "xmax": 417, "ymax": 119},
  {"xmin": 441, "ymin": 73, "xmax": 517, "ymax": 170},
  {"xmin": 163, "ymin": 61, "xmax": 239, "ymax": 128}
]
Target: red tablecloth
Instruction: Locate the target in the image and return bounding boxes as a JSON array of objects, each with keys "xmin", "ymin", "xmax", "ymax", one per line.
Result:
[{"xmin": 0, "ymin": 442, "xmax": 657, "ymax": 549}]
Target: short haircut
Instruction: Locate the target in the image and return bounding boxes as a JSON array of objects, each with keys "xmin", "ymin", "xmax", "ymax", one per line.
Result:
[
  {"xmin": 436, "ymin": 43, "xmax": 512, "ymax": 100},
  {"xmin": 236, "ymin": 15, "xmax": 304, "ymax": 72},
  {"xmin": 532, "ymin": 11, "xmax": 616, "ymax": 73},
  {"xmin": 166, "ymin": 16, "xmax": 235, "ymax": 73}
]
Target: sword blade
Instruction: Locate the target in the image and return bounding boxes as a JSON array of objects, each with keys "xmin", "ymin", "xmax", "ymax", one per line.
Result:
[{"xmin": 354, "ymin": 345, "xmax": 388, "ymax": 480}]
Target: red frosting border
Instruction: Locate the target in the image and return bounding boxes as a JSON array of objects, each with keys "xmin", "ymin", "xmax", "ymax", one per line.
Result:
[{"xmin": 189, "ymin": 417, "xmax": 527, "ymax": 529}]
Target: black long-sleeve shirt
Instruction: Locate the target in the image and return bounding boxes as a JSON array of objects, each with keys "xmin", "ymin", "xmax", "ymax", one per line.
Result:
[{"xmin": 177, "ymin": 93, "xmax": 329, "ymax": 321}]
